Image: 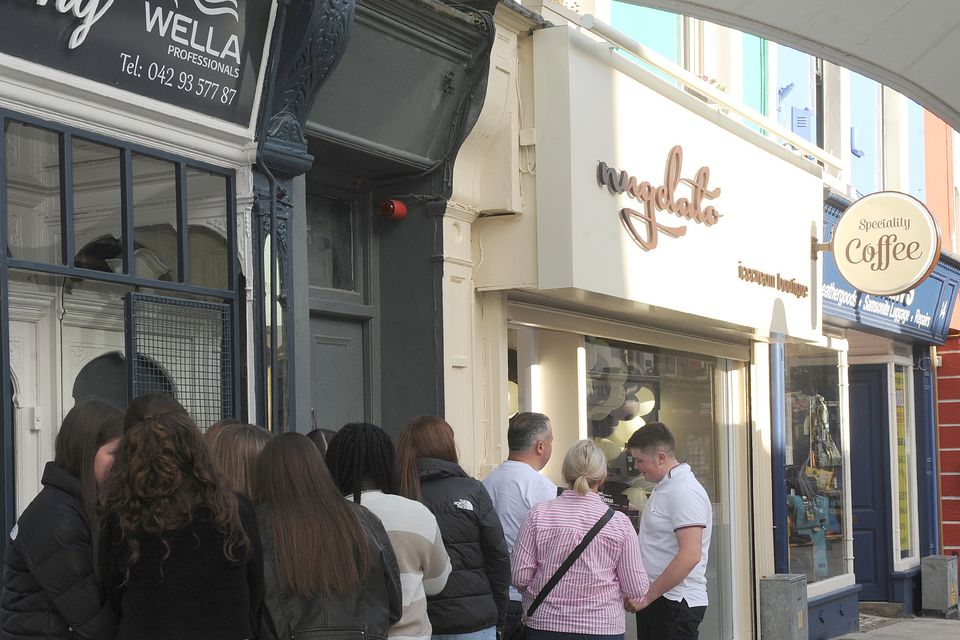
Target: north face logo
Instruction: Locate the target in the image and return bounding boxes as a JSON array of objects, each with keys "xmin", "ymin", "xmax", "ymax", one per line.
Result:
[{"xmin": 453, "ymin": 499, "xmax": 474, "ymax": 511}]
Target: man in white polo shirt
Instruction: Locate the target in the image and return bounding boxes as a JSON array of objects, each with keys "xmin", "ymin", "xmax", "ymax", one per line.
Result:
[
  {"xmin": 482, "ymin": 412, "xmax": 557, "ymax": 638},
  {"xmin": 626, "ymin": 421, "xmax": 711, "ymax": 639}
]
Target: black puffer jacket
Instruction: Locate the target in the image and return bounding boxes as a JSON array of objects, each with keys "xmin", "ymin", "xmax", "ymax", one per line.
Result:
[
  {"xmin": 417, "ymin": 458, "xmax": 510, "ymax": 635},
  {"xmin": 258, "ymin": 502, "xmax": 402, "ymax": 640},
  {"xmin": 0, "ymin": 462, "xmax": 116, "ymax": 639}
]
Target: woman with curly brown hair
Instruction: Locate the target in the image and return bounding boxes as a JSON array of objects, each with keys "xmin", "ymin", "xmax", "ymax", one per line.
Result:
[{"xmin": 99, "ymin": 394, "xmax": 263, "ymax": 640}]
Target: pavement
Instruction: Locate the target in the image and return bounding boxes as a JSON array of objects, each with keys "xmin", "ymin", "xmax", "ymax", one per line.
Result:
[{"xmin": 836, "ymin": 613, "xmax": 960, "ymax": 638}]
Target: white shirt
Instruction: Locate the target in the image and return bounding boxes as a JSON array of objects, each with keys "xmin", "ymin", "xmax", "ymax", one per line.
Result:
[
  {"xmin": 638, "ymin": 462, "xmax": 712, "ymax": 607},
  {"xmin": 482, "ymin": 459, "xmax": 558, "ymax": 601}
]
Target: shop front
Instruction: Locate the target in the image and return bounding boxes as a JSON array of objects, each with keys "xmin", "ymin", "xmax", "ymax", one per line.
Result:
[
  {"xmin": 804, "ymin": 192, "xmax": 960, "ymax": 621},
  {"xmin": 0, "ymin": 1, "xmax": 275, "ymax": 539},
  {"xmin": 468, "ymin": 23, "xmax": 824, "ymax": 639}
]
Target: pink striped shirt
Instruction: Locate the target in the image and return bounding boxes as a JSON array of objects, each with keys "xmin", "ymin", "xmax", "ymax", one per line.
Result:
[{"xmin": 512, "ymin": 491, "xmax": 649, "ymax": 635}]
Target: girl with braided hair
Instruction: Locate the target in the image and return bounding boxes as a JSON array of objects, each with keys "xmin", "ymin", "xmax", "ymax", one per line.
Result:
[
  {"xmin": 98, "ymin": 394, "xmax": 263, "ymax": 640},
  {"xmin": 326, "ymin": 423, "xmax": 452, "ymax": 640}
]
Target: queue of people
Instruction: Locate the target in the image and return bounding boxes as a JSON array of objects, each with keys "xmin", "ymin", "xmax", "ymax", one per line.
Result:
[{"xmin": 0, "ymin": 398, "xmax": 710, "ymax": 640}]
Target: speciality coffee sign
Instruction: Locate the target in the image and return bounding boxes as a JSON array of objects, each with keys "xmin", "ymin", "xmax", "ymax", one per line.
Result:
[
  {"xmin": 0, "ymin": 0, "xmax": 271, "ymax": 126},
  {"xmin": 597, "ymin": 145, "xmax": 722, "ymax": 251},
  {"xmin": 831, "ymin": 191, "xmax": 941, "ymax": 296}
]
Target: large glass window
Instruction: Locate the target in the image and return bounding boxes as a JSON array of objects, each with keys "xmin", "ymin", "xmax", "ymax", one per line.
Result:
[
  {"xmin": 583, "ymin": 335, "xmax": 733, "ymax": 640},
  {"xmin": 784, "ymin": 343, "xmax": 846, "ymax": 583}
]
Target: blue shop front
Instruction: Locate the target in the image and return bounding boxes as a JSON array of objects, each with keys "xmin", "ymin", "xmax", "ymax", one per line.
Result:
[{"xmin": 774, "ymin": 191, "xmax": 960, "ymax": 638}]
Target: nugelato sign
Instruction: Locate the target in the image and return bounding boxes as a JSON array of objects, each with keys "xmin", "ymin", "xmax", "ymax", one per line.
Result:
[{"xmin": 830, "ymin": 191, "xmax": 940, "ymax": 296}]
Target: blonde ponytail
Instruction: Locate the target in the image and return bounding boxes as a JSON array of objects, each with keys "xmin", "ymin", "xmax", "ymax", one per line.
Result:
[
  {"xmin": 562, "ymin": 440, "xmax": 607, "ymax": 495},
  {"xmin": 572, "ymin": 474, "xmax": 592, "ymax": 496}
]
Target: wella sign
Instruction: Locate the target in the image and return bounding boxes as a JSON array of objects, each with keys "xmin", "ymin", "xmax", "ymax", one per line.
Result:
[{"xmin": 0, "ymin": 0, "xmax": 272, "ymax": 125}]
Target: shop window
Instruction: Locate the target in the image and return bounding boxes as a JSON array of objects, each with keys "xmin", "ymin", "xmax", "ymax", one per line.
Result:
[
  {"xmin": 186, "ymin": 168, "xmax": 228, "ymax": 291},
  {"xmin": 784, "ymin": 343, "xmax": 846, "ymax": 583},
  {"xmin": 306, "ymin": 195, "xmax": 355, "ymax": 291},
  {"xmin": 894, "ymin": 365, "xmax": 916, "ymax": 559},
  {"xmin": 584, "ymin": 335, "xmax": 733, "ymax": 639},
  {"xmin": 132, "ymin": 153, "xmax": 178, "ymax": 282},
  {"xmin": 4, "ymin": 121, "xmax": 62, "ymax": 265}
]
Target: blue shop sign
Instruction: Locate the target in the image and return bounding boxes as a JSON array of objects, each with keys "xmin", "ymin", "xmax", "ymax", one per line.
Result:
[{"xmin": 823, "ymin": 196, "xmax": 960, "ymax": 344}]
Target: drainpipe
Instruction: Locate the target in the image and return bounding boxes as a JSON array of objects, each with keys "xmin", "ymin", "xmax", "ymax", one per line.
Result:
[{"xmin": 254, "ymin": 0, "xmax": 291, "ymax": 431}]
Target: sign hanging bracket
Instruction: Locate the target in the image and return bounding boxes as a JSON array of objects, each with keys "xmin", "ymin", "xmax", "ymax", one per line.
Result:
[{"xmin": 811, "ymin": 235, "xmax": 832, "ymax": 261}]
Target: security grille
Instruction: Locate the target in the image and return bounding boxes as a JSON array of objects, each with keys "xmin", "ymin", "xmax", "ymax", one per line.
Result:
[{"xmin": 126, "ymin": 293, "xmax": 233, "ymax": 429}]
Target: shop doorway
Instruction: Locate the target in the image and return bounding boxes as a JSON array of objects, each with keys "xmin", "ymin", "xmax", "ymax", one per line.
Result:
[{"xmin": 850, "ymin": 364, "xmax": 892, "ymax": 601}]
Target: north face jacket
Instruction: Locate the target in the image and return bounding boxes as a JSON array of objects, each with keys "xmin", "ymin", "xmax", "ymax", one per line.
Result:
[{"xmin": 416, "ymin": 457, "xmax": 510, "ymax": 635}]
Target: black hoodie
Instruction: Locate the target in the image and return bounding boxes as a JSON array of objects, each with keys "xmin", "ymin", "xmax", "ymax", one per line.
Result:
[{"xmin": 416, "ymin": 457, "xmax": 510, "ymax": 635}]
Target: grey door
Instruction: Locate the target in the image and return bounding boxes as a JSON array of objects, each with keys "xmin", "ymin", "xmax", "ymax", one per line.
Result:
[
  {"xmin": 310, "ymin": 315, "xmax": 366, "ymax": 430},
  {"xmin": 850, "ymin": 364, "xmax": 892, "ymax": 601}
]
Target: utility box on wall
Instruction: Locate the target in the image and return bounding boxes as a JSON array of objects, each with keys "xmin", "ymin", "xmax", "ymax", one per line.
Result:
[
  {"xmin": 760, "ymin": 574, "xmax": 808, "ymax": 639},
  {"xmin": 921, "ymin": 555, "xmax": 959, "ymax": 619}
]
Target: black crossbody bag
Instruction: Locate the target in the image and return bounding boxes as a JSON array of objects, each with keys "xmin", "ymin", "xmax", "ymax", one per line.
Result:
[{"xmin": 507, "ymin": 507, "xmax": 615, "ymax": 640}]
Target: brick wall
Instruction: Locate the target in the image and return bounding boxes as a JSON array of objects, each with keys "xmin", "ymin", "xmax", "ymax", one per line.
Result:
[{"xmin": 936, "ymin": 333, "xmax": 960, "ymax": 558}]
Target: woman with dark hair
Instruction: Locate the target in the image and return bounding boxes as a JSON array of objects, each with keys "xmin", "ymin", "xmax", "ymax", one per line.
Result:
[
  {"xmin": 306, "ymin": 427, "xmax": 338, "ymax": 457},
  {"xmin": 256, "ymin": 432, "xmax": 402, "ymax": 640},
  {"xmin": 99, "ymin": 394, "xmax": 262, "ymax": 640},
  {"xmin": 209, "ymin": 423, "xmax": 273, "ymax": 499},
  {"xmin": 1, "ymin": 400, "xmax": 123, "ymax": 640},
  {"xmin": 396, "ymin": 416, "xmax": 510, "ymax": 640},
  {"xmin": 326, "ymin": 423, "xmax": 452, "ymax": 640}
]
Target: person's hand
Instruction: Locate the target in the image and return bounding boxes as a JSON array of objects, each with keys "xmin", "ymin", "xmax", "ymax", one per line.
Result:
[{"xmin": 624, "ymin": 595, "xmax": 651, "ymax": 612}]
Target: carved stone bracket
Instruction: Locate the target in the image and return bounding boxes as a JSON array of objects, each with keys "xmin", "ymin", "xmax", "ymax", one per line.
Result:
[{"xmin": 261, "ymin": 0, "xmax": 356, "ymax": 178}]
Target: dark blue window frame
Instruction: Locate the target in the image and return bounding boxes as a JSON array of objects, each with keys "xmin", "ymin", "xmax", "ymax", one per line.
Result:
[{"xmin": 0, "ymin": 109, "xmax": 242, "ymax": 549}]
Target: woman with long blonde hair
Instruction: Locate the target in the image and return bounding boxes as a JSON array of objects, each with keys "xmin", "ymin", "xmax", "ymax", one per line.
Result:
[{"xmin": 396, "ymin": 416, "xmax": 510, "ymax": 640}]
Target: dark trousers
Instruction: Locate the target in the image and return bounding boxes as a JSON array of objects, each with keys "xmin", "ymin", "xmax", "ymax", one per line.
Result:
[
  {"xmin": 504, "ymin": 600, "xmax": 524, "ymax": 638},
  {"xmin": 526, "ymin": 630, "xmax": 624, "ymax": 640},
  {"xmin": 635, "ymin": 596, "xmax": 706, "ymax": 640}
]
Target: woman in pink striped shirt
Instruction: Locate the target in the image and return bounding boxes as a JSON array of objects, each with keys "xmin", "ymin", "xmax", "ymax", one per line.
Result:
[{"xmin": 512, "ymin": 440, "xmax": 649, "ymax": 640}]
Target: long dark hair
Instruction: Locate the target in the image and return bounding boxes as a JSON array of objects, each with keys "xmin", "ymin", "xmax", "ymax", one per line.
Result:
[
  {"xmin": 54, "ymin": 400, "xmax": 123, "ymax": 552},
  {"xmin": 208, "ymin": 423, "xmax": 273, "ymax": 499},
  {"xmin": 396, "ymin": 415, "xmax": 458, "ymax": 501},
  {"xmin": 100, "ymin": 394, "xmax": 250, "ymax": 573},
  {"xmin": 255, "ymin": 432, "xmax": 370, "ymax": 597},
  {"xmin": 325, "ymin": 422, "xmax": 397, "ymax": 503}
]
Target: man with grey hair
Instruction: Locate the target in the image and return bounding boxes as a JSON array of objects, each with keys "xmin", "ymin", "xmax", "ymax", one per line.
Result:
[{"xmin": 482, "ymin": 412, "xmax": 557, "ymax": 637}]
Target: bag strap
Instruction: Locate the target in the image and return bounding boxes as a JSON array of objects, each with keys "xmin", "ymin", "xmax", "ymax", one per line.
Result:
[{"xmin": 524, "ymin": 507, "xmax": 615, "ymax": 619}]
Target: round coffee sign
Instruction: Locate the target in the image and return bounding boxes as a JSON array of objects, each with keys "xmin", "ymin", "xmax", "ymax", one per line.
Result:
[{"xmin": 831, "ymin": 191, "xmax": 941, "ymax": 296}]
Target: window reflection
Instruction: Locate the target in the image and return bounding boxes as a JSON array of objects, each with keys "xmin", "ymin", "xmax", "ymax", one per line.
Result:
[
  {"xmin": 187, "ymin": 167, "xmax": 228, "ymax": 290},
  {"xmin": 784, "ymin": 343, "xmax": 845, "ymax": 582},
  {"xmin": 4, "ymin": 121, "xmax": 62, "ymax": 265},
  {"xmin": 306, "ymin": 196, "xmax": 355, "ymax": 291},
  {"xmin": 132, "ymin": 153, "xmax": 178, "ymax": 282}
]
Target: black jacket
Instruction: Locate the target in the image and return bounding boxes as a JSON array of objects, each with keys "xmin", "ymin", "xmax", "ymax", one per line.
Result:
[
  {"xmin": 99, "ymin": 495, "xmax": 263, "ymax": 640},
  {"xmin": 417, "ymin": 458, "xmax": 510, "ymax": 634},
  {"xmin": 0, "ymin": 462, "xmax": 116, "ymax": 640},
  {"xmin": 258, "ymin": 502, "xmax": 402, "ymax": 640}
]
